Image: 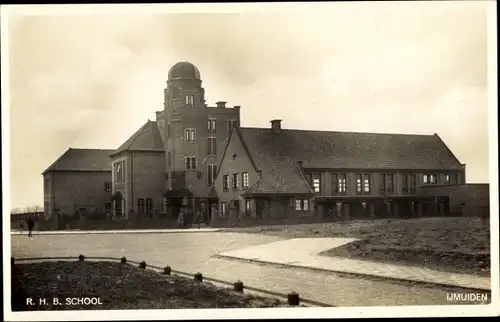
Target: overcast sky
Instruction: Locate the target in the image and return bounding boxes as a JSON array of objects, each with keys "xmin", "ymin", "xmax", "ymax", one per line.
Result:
[{"xmin": 4, "ymin": 1, "xmax": 493, "ymax": 210}]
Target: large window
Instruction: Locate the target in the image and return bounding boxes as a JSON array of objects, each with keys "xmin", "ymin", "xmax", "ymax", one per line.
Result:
[
  {"xmin": 138, "ymin": 198, "xmax": 145, "ymax": 214},
  {"xmin": 227, "ymin": 119, "xmax": 237, "ymax": 134},
  {"xmin": 402, "ymin": 174, "xmax": 417, "ymax": 194},
  {"xmin": 146, "ymin": 198, "xmax": 153, "ymax": 213},
  {"xmin": 380, "ymin": 174, "xmax": 394, "ymax": 194},
  {"xmin": 185, "ymin": 93, "xmax": 195, "ymax": 107},
  {"xmin": 222, "ymin": 175, "xmax": 229, "ymax": 192},
  {"xmin": 242, "ymin": 172, "xmax": 249, "ymax": 189},
  {"xmin": 114, "ymin": 161, "xmax": 125, "ymax": 183},
  {"xmin": 208, "ymin": 137, "xmax": 216, "ymax": 156},
  {"xmin": 295, "ymin": 198, "xmax": 309, "ymax": 211},
  {"xmin": 245, "ymin": 200, "xmax": 252, "ymax": 216},
  {"xmin": 104, "ymin": 181, "xmax": 112, "ymax": 192},
  {"xmin": 208, "ymin": 118, "xmax": 216, "ymax": 133},
  {"xmin": 331, "ymin": 173, "xmax": 347, "ymax": 194},
  {"xmin": 221, "ymin": 202, "xmax": 228, "ymax": 217},
  {"xmin": 232, "ymin": 173, "xmax": 239, "ymax": 190},
  {"xmin": 185, "ymin": 128, "xmax": 196, "ymax": 142},
  {"xmin": 356, "ymin": 173, "xmax": 371, "ymax": 195},
  {"xmin": 207, "ymin": 164, "xmax": 217, "ymax": 186},
  {"xmin": 309, "ymin": 173, "xmax": 321, "ymax": 193},
  {"xmin": 185, "ymin": 157, "xmax": 197, "ymax": 170},
  {"xmin": 423, "ymin": 173, "xmax": 437, "ymax": 185}
]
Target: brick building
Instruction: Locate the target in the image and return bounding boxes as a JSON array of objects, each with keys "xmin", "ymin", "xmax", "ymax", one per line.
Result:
[
  {"xmin": 42, "ymin": 148, "xmax": 113, "ymax": 227},
  {"xmin": 213, "ymin": 119, "xmax": 469, "ymax": 223},
  {"xmin": 42, "ymin": 61, "xmax": 486, "ymax": 227}
]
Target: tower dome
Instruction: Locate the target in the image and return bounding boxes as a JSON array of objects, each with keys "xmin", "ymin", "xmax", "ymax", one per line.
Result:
[{"xmin": 168, "ymin": 62, "xmax": 201, "ymax": 80}]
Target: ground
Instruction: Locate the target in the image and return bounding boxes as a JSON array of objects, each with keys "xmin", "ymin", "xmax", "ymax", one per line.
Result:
[
  {"xmin": 225, "ymin": 217, "xmax": 490, "ymax": 276},
  {"xmin": 11, "ymin": 231, "xmax": 486, "ymax": 307},
  {"xmin": 11, "ymin": 261, "xmax": 284, "ymax": 310}
]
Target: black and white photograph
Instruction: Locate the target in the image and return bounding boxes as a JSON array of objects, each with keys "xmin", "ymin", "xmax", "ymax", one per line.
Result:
[{"xmin": 2, "ymin": 1, "xmax": 498, "ymax": 320}]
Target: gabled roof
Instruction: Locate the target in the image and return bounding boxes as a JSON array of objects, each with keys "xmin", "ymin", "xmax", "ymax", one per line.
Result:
[
  {"xmin": 42, "ymin": 148, "xmax": 113, "ymax": 174},
  {"xmin": 110, "ymin": 120, "xmax": 164, "ymax": 157},
  {"xmin": 233, "ymin": 127, "xmax": 463, "ymax": 195}
]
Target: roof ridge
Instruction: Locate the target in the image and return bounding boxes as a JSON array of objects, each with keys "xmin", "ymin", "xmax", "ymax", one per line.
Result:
[
  {"xmin": 238, "ymin": 127, "xmax": 436, "ymax": 137},
  {"xmin": 126, "ymin": 121, "xmax": 152, "ymax": 150}
]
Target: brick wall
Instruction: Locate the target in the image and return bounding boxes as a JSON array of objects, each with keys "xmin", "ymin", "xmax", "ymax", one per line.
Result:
[
  {"xmin": 130, "ymin": 151, "xmax": 165, "ymax": 212},
  {"xmin": 51, "ymin": 171, "xmax": 112, "ymax": 216}
]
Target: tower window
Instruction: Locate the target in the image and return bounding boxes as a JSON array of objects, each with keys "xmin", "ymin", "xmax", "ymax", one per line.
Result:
[
  {"xmin": 208, "ymin": 137, "xmax": 216, "ymax": 156},
  {"xmin": 207, "ymin": 164, "xmax": 217, "ymax": 186},
  {"xmin": 185, "ymin": 157, "xmax": 197, "ymax": 170},
  {"xmin": 185, "ymin": 128, "xmax": 196, "ymax": 142},
  {"xmin": 227, "ymin": 119, "xmax": 237, "ymax": 134},
  {"xmin": 185, "ymin": 94, "xmax": 195, "ymax": 107},
  {"xmin": 208, "ymin": 118, "xmax": 216, "ymax": 133}
]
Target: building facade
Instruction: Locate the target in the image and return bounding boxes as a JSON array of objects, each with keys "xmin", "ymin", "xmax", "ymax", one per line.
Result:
[
  {"xmin": 213, "ymin": 119, "xmax": 468, "ymax": 223},
  {"xmin": 42, "ymin": 61, "xmax": 485, "ymax": 228}
]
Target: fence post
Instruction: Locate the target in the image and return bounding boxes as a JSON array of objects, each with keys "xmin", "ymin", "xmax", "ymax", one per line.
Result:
[
  {"xmin": 288, "ymin": 292, "xmax": 300, "ymax": 306},
  {"xmin": 163, "ymin": 266, "xmax": 171, "ymax": 275},
  {"xmin": 194, "ymin": 272, "xmax": 203, "ymax": 282}
]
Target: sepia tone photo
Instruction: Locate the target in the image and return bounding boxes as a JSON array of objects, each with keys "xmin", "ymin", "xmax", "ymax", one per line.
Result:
[{"xmin": 2, "ymin": 1, "xmax": 498, "ymax": 320}]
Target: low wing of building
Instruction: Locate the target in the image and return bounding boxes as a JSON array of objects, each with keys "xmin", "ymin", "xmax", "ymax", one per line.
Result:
[
  {"xmin": 215, "ymin": 119, "xmax": 466, "ymax": 221},
  {"xmin": 42, "ymin": 148, "xmax": 114, "ymax": 223}
]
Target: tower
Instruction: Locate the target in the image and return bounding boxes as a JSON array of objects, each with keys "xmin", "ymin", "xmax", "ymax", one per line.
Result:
[{"xmin": 163, "ymin": 62, "xmax": 241, "ymax": 218}]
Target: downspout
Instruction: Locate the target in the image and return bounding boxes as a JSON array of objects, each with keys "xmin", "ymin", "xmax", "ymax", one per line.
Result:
[{"xmin": 131, "ymin": 152, "xmax": 134, "ymax": 213}]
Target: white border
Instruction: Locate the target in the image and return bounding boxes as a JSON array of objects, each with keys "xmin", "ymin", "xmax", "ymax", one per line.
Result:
[{"xmin": 2, "ymin": 2, "xmax": 499, "ymax": 320}]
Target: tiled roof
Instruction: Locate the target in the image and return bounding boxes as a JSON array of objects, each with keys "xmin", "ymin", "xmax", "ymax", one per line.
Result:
[
  {"xmin": 237, "ymin": 127, "xmax": 463, "ymax": 195},
  {"xmin": 42, "ymin": 148, "xmax": 113, "ymax": 174},
  {"xmin": 110, "ymin": 120, "xmax": 164, "ymax": 156}
]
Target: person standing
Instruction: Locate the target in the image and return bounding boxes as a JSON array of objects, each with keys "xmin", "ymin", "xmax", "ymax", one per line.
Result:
[
  {"xmin": 19, "ymin": 221, "xmax": 24, "ymax": 234},
  {"xmin": 26, "ymin": 217, "xmax": 34, "ymax": 238},
  {"xmin": 193, "ymin": 209, "xmax": 202, "ymax": 229}
]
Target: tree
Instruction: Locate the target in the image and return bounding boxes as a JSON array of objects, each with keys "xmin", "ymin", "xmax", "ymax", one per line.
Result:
[{"xmin": 24, "ymin": 204, "xmax": 43, "ymax": 213}]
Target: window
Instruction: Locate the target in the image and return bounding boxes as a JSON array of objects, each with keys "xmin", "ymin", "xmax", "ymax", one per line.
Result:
[
  {"xmin": 331, "ymin": 173, "xmax": 338, "ymax": 194},
  {"xmin": 207, "ymin": 164, "xmax": 217, "ymax": 186},
  {"xmin": 245, "ymin": 200, "xmax": 252, "ymax": 216},
  {"xmin": 185, "ymin": 128, "xmax": 196, "ymax": 142},
  {"xmin": 401, "ymin": 174, "xmax": 408, "ymax": 194},
  {"xmin": 115, "ymin": 199, "xmax": 123, "ymax": 216},
  {"xmin": 453, "ymin": 173, "xmax": 459, "ymax": 184},
  {"xmin": 221, "ymin": 202, "xmax": 228, "ymax": 217},
  {"xmin": 146, "ymin": 198, "xmax": 153, "ymax": 213},
  {"xmin": 338, "ymin": 174, "xmax": 347, "ymax": 193},
  {"xmin": 185, "ymin": 157, "xmax": 197, "ymax": 170},
  {"xmin": 185, "ymin": 93, "xmax": 195, "ymax": 107},
  {"xmin": 208, "ymin": 118, "xmax": 216, "ymax": 133},
  {"xmin": 222, "ymin": 175, "xmax": 229, "ymax": 192},
  {"xmin": 208, "ymin": 137, "xmax": 216, "ymax": 156},
  {"xmin": 423, "ymin": 173, "xmax": 437, "ymax": 185},
  {"xmin": 162, "ymin": 197, "xmax": 167, "ymax": 213},
  {"xmin": 309, "ymin": 173, "xmax": 321, "ymax": 193},
  {"xmin": 114, "ymin": 161, "xmax": 125, "ymax": 183},
  {"xmin": 380, "ymin": 174, "xmax": 394, "ymax": 194},
  {"xmin": 444, "ymin": 174, "xmax": 451, "ymax": 184},
  {"xmin": 232, "ymin": 173, "xmax": 239, "ymax": 190},
  {"xmin": 364, "ymin": 174, "xmax": 371, "ymax": 193},
  {"xmin": 295, "ymin": 198, "xmax": 309, "ymax": 211},
  {"xmin": 104, "ymin": 182, "xmax": 112, "ymax": 192},
  {"xmin": 138, "ymin": 198, "xmax": 145, "ymax": 214},
  {"xmin": 227, "ymin": 119, "xmax": 237, "ymax": 134},
  {"xmin": 242, "ymin": 172, "xmax": 249, "ymax": 189},
  {"xmin": 356, "ymin": 173, "xmax": 371, "ymax": 195},
  {"xmin": 104, "ymin": 202, "xmax": 111, "ymax": 213},
  {"xmin": 409, "ymin": 174, "xmax": 416, "ymax": 194}
]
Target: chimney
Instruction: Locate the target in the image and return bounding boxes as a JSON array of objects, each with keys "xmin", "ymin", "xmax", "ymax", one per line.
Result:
[
  {"xmin": 216, "ymin": 101, "xmax": 227, "ymax": 108},
  {"xmin": 270, "ymin": 119, "xmax": 282, "ymax": 132},
  {"xmin": 233, "ymin": 105, "xmax": 240, "ymax": 109}
]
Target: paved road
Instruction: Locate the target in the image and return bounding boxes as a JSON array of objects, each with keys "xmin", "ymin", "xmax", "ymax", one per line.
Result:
[{"xmin": 10, "ymin": 232, "xmax": 470, "ymax": 307}]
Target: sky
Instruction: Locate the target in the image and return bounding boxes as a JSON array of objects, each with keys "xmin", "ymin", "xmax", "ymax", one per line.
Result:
[{"xmin": 3, "ymin": 1, "xmax": 494, "ymax": 211}]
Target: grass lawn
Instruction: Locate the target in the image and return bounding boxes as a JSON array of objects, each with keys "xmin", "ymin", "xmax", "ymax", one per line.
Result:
[
  {"xmin": 11, "ymin": 261, "xmax": 287, "ymax": 310},
  {"xmin": 226, "ymin": 217, "xmax": 490, "ymax": 277}
]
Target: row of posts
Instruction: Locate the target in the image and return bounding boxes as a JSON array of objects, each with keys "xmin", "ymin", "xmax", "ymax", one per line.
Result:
[{"xmin": 70, "ymin": 255, "xmax": 301, "ymax": 306}]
